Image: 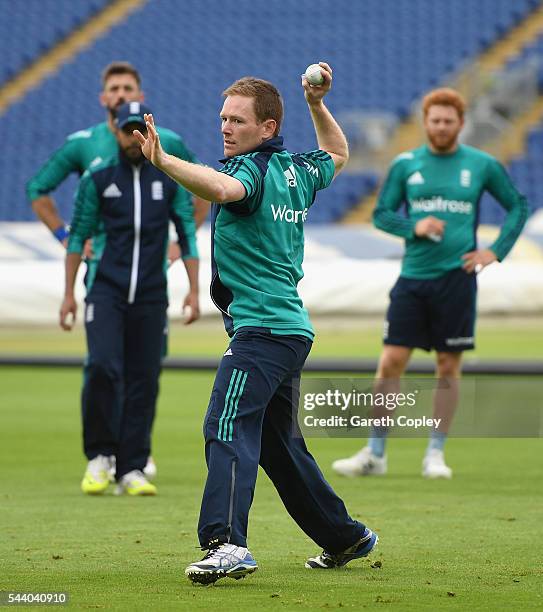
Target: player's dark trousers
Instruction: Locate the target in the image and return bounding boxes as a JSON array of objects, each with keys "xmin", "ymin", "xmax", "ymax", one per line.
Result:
[
  {"xmin": 82, "ymin": 297, "xmax": 166, "ymax": 478},
  {"xmin": 198, "ymin": 327, "xmax": 365, "ymax": 554}
]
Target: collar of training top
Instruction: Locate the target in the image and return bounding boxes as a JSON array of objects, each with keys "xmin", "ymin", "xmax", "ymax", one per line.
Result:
[{"xmin": 219, "ymin": 136, "xmax": 285, "ymax": 163}]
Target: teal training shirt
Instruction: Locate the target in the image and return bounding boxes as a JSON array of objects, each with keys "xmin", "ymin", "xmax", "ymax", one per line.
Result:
[
  {"xmin": 210, "ymin": 137, "xmax": 335, "ymax": 339},
  {"xmin": 373, "ymin": 144, "xmax": 529, "ymax": 279},
  {"xmin": 27, "ymin": 122, "xmax": 199, "ymax": 201}
]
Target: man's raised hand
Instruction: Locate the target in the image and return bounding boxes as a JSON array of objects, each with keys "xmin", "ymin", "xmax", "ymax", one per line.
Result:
[
  {"xmin": 302, "ymin": 62, "xmax": 332, "ymax": 105},
  {"xmin": 133, "ymin": 113, "xmax": 166, "ymax": 169}
]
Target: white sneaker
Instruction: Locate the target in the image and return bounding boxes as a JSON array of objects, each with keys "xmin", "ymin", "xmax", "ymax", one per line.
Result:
[
  {"xmin": 108, "ymin": 455, "xmax": 116, "ymax": 482},
  {"xmin": 143, "ymin": 456, "xmax": 157, "ymax": 480},
  {"xmin": 422, "ymin": 449, "xmax": 452, "ymax": 479},
  {"xmin": 332, "ymin": 446, "xmax": 387, "ymax": 477},
  {"xmin": 115, "ymin": 470, "xmax": 157, "ymax": 496},
  {"xmin": 185, "ymin": 543, "xmax": 258, "ymax": 585},
  {"xmin": 81, "ymin": 454, "xmax": 113, "ymax": 494}
]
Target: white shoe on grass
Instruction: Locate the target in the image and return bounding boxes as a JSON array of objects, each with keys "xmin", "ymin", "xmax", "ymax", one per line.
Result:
[
  {"xmin": 108, "ymin": 455, "xmax": 116, "ymax": 482},
  {"xmin": 81, "ymin": 454, "xmax": 112, "ymax": 494},
  {"xmin": 305, "ymin": 528, "xmax": 378, "ymax": 569},
  {"xmin": 115, "ymin": 470, "xmax": 157, "ymax": 496},
  {"xmin": 107, "ymin": 456, "xmax": 157, "ymax": 481},
  {"xmin": 332, "ymin": 446, "xmax": 387, "ymax": 477},
  {"xmin": 422, "ymin": 449, "xmax": 452, "ymax": 479},
  {"xmin": 143, "ymin": 456, "xmax": 157, "ymax": 480},
  {"xmin": 185, "ymin": 543, "xmax": 258, "ymax": 585}
]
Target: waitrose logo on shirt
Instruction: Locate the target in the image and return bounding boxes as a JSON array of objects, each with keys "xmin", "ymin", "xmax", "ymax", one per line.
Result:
[
  {"xmin": 411, "ymin": 197, "xmax": 473, "ymax": 214},
  {"xmin": 271, "ymin": 204, "xmax": 308, "ymax": 223}
]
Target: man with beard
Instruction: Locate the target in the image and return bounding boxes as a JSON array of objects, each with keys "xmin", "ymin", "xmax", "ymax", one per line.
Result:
[
  {"xmin": 27, "ymin": 61, "xmax": 209, "ymax": 237},
  {"xmin": 332, "ymin": 88, "xmax": 529, "ymax": 480},
  {"xmin": 27, "ymin": 62, "xmax": 207, "ymax": 485},
  {"xmin": 60, "ymin": 102, "xmax": 199, "ymax": 495}
]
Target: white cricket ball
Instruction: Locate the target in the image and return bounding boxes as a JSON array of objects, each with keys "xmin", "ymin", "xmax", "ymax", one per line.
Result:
[{"xmin": 305, "ymin": 63, "xmax": 324, "ymax": 86}]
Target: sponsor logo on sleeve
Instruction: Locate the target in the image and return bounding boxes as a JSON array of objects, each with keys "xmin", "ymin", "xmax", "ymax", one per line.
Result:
[{"xmin": 303, "ymin": 161, "xmax": 319, "ymax": 177}]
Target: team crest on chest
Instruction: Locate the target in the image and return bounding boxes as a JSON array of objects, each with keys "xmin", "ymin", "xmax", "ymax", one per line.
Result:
[
  {"xmin": 460, "ymin": 169, "xmax": 471, "ymax": 187},
  {"xmin": 151, "ymin": 181, "xmax": 164, "ymax": 200}
]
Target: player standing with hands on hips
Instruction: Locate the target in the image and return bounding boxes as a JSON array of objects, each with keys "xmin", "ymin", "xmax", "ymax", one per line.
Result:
[
  {"xmin": 135, "ymin": 62, "xmax": 378, "ymax": 584},
  {"xmin": 333, "ymin": 88, "xmax": 529, "ymax": 480}
]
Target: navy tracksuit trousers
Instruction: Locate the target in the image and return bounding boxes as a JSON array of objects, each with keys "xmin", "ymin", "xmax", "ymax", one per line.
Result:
[
  {"xmin": 82, "ymin": 297, "xmax": 166, "ymax": 479},
  {"xmin": 198, "ymin": 327, "xmax": 365, "ymax": 554}
]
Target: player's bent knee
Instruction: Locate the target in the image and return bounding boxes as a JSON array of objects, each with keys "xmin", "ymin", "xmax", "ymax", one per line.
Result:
[
  {"xmin": 436, "ymin": 352, "xmax": 462, "ymax": 378},
  {"xmin": 86, "ymin": 360, "xmax": 120, "ymax": 382},
  {"xmin": 379, "ymin": 346, "xmax": 411, "ymax": 377}
]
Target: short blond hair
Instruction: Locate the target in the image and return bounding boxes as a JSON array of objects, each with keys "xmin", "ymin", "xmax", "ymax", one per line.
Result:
[
  {"xmin": 223, "ymin": 77, "xmax": 283, "ymax": 136},
  {"xmin": 422, "ymin": 88, "xmax": 466, "ymax": 119}
]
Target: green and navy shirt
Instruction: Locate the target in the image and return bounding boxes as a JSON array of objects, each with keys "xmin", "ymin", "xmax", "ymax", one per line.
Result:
[
  {"xmin": 27, "ymin": 121, "xmax": 199, "ymax": 202},
  {"xmin": 210, "ymin": 136, "xmax": 335, "ymax": 339},
  {"xmin": 68, "ymin": 152, "xmax": 197, "ymax": 303},
  {"xmin": 373, "ymin": 144, "xmax": 529, "ymax": 279}
]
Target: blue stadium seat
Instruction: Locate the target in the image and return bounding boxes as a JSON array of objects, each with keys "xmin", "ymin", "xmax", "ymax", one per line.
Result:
[
  {"xmin": 479, "ymin": 119, "xmax": 543, "ymax": 225},
  {"xmin": 1, "ymin": 0, "xmax": 539, "ymax": 222},
  {"xmin": 0, "ymin": 0, "xmax": 112, "ymax": 87}
]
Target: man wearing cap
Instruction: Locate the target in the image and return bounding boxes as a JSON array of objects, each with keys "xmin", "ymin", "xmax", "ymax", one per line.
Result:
[
  {"xmin": 27, "ymin": 61, "xmax": 209, "ymax": 242},
  {"xmin": 27, "ymin": 62, "xmax": 208, "ymax": 483},
  {"xmin": 59, "ymin": 102, "xmax": 200, "ymax": 496}
]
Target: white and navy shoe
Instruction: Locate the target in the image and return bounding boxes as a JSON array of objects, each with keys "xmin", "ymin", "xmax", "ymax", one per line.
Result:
[
  {"xmin": 305, "ymin": 528, "xmax": 378, "ymax": 569},
  {"xmin": 185, "ymin": 543, "xmax": 258, "ymax": 585},
  {"xmin": 332, "ymin": 446, "xmax": 387, "ymax": 477},
  {"xmin": 422, "ymin": 449, "xmax": 452, "ymax": 479}
]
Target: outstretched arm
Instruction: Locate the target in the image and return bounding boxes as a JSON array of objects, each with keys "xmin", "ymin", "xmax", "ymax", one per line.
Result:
[
  {"xmin": 134, "ymin": 116, "xmax": 245, "ymax": 203},
  {"xmin": 302, "ymin": 62, "xmax": 349, "ymax": 177}
]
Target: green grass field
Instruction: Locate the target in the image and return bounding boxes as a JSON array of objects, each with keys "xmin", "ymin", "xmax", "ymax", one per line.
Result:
[
  {"xmin": 2, "ymin": 315, "xmax": 543, "ymax": 359},
  {"xmin": 1, "ymin": 319, "xmax": 542, "ymax": 609}
]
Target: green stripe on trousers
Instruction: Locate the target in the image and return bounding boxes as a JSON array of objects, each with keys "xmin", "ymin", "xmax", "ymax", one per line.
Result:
[
  {"xmin": 227, "ymin": 371, "xmax": 248, "ymax": 442},
  {"xmin": 218, "ymin": 369, "xmax": 241, "ymax": 441}
]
